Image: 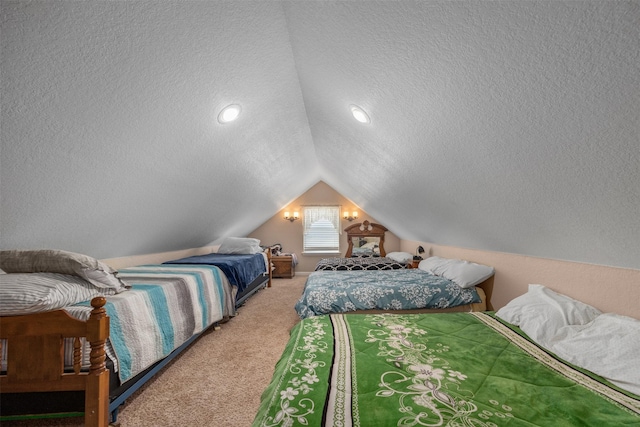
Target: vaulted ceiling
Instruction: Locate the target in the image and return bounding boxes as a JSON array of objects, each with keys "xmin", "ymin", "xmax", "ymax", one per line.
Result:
[{"xmin": 2, "ymin": 1, "xmax": 639, "ymax": 270}]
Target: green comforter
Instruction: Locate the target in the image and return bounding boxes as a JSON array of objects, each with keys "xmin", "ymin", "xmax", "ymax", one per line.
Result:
[{"xmin": 253, "ymin": 312, "xmax": 640, "ymax": 426}]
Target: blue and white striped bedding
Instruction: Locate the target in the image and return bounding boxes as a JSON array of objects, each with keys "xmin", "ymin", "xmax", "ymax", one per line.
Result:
[{"xmin": 67, "ymin": 264, "xmax": 234, "ymax": 382}]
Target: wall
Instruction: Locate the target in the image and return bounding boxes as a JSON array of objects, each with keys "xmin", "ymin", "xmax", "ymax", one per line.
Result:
[
  {"xmin": 401, "ymin": 240, "xmax": 640, "ymax": 320},
  {"xmin": 249, "ymin": 181, "xmax": 400, "ymax": 273},
  {"xmin": 102, "ymin": 246, "xmax": 218, "ymax": 270},
  {"xmin": 101, "ymin": 223, "xmax": 639, "ymax": 320}
]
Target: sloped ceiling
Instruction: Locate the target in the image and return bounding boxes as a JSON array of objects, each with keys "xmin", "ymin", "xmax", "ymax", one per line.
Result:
[{"xmin": 1, "ymin": 1, "xmax": 639, "ymax": 270}]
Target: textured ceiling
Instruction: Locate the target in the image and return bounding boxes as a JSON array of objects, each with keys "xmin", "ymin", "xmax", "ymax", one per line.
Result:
[{"xmin": 1, "ymin": 1, "xmax": 639, "ymax": 269}]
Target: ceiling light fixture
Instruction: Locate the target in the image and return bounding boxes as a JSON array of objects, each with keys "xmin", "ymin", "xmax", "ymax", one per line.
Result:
[
  {"xmin": 218, "ymin": 104, "xmax": 241, "ymax": 124},
  {"xmin": 350, "ymin": 104, "xmax": 370, "ymax": 124}
]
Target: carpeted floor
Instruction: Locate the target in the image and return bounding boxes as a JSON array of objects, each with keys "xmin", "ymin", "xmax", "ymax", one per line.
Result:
[{"xmin": 3, "ymin": 276, "xmax": 306, "ymax": 427}]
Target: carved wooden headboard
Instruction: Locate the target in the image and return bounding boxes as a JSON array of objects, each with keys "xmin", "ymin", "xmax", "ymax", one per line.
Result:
[{"xmin": 344, "ymin": 220, "xmax": 388, "ymax": 257}]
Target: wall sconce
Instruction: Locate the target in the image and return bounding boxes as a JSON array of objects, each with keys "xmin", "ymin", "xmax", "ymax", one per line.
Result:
[
  {"xmin": 284, "ymin": 211, "xmax": 299, "ymax": 222},
  {"xmin": 343, "ymin": 211, "xmax": 358, "ymax": 221}
]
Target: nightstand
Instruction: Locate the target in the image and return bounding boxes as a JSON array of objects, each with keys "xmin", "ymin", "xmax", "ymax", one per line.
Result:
[{"xmin": 272, "ymin": 255, "xmax": 295, "ymax": 278}]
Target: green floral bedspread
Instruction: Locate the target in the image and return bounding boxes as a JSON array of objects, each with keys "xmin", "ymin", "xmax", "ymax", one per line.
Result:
[{"xmin": 253, "ymin": 312, "xmax": 640, "ymax": 427}]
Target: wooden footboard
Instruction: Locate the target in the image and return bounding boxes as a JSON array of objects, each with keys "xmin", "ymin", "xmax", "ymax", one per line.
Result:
[
  {"xmin": 475, "ymin": 275, "xmax": 494, "ymax": 310},
  {"xmin": 0, "ymin": 297, "xmax": 110, "ymax": 427}
]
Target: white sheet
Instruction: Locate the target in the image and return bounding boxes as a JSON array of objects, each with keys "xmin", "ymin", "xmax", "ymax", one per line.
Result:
[
  {"xmin": 549, "ymin": 313, "xmax": 640, "ymax": 396},
  {"xmin": 497, "ymin": 285, "xmax": 639, "ymax": 396}
]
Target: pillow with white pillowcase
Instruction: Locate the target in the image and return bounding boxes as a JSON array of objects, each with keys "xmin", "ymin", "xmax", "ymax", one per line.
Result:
[
  {"xmin": 218, "ymin": 237, "xmax": 263, "ymax": 254},
  {"xmin": 418, "ymin": 256, "xmax": 494, "ymax": 288},
  {"xmin": 0, "ymin": 272, "xmax": 117, "ymax": 316},
  {"xmin": 385, "ymin": 252, "xmax": 414, "ymax": 263},
  {"xmin": 496, "ymin": 284, "xmax": 602, "ymax": 347}
]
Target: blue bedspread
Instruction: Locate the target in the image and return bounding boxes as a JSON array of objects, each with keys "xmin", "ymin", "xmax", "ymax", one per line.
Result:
[
  {"xmin": 163, "ymin": 253, "xmax": 266, "ymax": 294},
  {"xmin": 295, "ymin": 269, "xmax": 481, "ymax": 319}
]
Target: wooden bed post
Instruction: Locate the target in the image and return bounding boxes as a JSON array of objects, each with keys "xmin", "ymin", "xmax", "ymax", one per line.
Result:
[
  {"xmin": 0, "ymin": 296, "xmax": 112, "ymax": 427},
  {"xmin": 266, "ymin": 250, "xmax": 272, "ymax": 287},
  {"xmin": 85, "ymin": 297, "xmax": 110, "ymax": 427}
]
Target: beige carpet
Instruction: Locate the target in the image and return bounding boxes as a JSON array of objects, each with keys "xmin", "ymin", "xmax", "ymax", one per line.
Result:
[{"xmin": 4, "ymin": 276, "xmax": 306, "ymax": 427}]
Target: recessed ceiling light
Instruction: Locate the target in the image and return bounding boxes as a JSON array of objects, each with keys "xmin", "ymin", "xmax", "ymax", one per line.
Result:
[
  {"xmin": 350, "ymin": 104, "xmax": 370, "ymax": 124},
  {"xmin": 218, "ymin": 104, "xmax": 241, "ymax": 124}
]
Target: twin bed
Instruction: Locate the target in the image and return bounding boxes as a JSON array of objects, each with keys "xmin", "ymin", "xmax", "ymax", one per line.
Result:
[{"xmin": 0, "ymin": 243, "xmax": 271, "ymax": 426}]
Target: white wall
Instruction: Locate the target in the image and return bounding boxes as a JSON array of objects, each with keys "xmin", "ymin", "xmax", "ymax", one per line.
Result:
[
  {"xmin": 1, "ymin": 1, "xmax": 319, "ymax": 259},
  {"xmin": 3, "ymin": 1, "xmax": 639, "ymax": 271}
]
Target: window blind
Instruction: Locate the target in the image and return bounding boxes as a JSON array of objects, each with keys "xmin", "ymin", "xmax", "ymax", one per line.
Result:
[{"xmin": 303, "ymin": 206, "xmax": 340, "ymax": 253}]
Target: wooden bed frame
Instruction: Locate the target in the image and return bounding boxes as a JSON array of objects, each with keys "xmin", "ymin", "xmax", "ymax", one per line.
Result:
[
  {"xmin": 344, "ymin": 220, "xmax": 388, "ymax": 257},
  {"xmin": 1, "ymin": 297, "xmax": 111, "ymax": 426},
  {"xmin": 476, "ymin": 274, "xmax": 494, "ymax": 310},
  {"xmin": 1, "ymin": 295, "xmax": 236, "ymax": 426},
  {"xmin": 0, "ymin": 250, "xmax": 274, "ymax": 426}
]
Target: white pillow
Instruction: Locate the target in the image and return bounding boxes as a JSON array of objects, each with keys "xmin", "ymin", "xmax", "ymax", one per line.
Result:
[
  {"xmin": 0, "ymin": 273, "xmax": 117, "ymax": 316},
  {"xmin": 548, "ymin": 313, "xmax": 640, "ymax": 395},
  {"xmin": 418, "ymin": 256, "xmax": 494, "ymax": 288},
  {"xmin": 218, "ymin": 237, "xmax": 263, "ymax": 255},
  {"xmin": 386, "ymin": 252, "xmax": 413, "ymax": 263},
  {"xmin": 496, "ymin": 284, "xmax": 602, "ymax": 347}
]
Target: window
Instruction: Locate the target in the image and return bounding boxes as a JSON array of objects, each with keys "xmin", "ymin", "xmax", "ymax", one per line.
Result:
[{"xmin": 303, "ymin": 206, "xmax": 341, "ymax": 254}]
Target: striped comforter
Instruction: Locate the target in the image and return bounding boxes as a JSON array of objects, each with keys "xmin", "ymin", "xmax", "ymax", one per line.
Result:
[{"xmin": 68, "ymin": 265, "xmax": 233, "ymax": 382}]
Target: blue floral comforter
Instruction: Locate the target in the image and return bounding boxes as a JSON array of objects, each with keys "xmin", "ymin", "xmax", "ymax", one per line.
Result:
[{"xmin": 295, "ymin": 269, "xmax": 481, "ymax": 319}]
